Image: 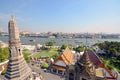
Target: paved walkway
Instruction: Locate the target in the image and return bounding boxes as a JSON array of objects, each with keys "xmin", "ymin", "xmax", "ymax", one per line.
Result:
[
  {"xmin": 117, "ymin": 74, "xmax": 120, "ymax": 80},
  {"xmin": 0, "ymin": 75, "xmax": 4, "ymax": 80},
  {"xmin": 29, "ymin": 64, "xmax": 65, "ymax": 80},
  {"xmin": 42, "ymin": 72, "xmax": 65, "ymax": 80}
]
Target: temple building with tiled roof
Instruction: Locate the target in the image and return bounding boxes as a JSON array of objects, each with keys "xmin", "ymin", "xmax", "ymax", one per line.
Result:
[
  {"xmin": 50, "ymin": 47, "xmax": 73, "ymax": 75},
  {"xmin": 66, "ymin": 49, "xmax": 117, "ymax": 80}
]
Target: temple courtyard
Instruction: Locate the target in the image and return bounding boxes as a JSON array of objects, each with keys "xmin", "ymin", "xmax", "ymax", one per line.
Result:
[{"xmin": 29, "ymin": 63, "xmax": 65, "ymax": 80}]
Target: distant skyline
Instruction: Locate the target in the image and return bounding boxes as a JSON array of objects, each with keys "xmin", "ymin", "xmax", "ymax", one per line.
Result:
[{"xmin": 0, "ymin": 0, "xmax": 120, "ymax": 33}]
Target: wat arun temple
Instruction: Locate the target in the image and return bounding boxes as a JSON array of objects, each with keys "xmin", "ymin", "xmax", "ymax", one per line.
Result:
[{"xmin": 3, "ymin": 16, "xmax": 119, "ymax": 80}]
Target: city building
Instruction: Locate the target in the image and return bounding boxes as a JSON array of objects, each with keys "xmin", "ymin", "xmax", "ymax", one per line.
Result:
[{"xmin": 4, "ymin": 16, "xmax": 33, "ymax": 80}]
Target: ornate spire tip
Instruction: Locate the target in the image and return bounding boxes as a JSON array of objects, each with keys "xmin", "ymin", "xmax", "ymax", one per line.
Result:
[{"xmin": 11, "ymin": 15, "xmax": 14, "ymax": 20}]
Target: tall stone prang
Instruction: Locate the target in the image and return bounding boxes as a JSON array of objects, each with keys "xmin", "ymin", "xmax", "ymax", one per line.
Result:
[{"xmin": 4, "ymin": 16, "xmax": 33, "ymax": 80}]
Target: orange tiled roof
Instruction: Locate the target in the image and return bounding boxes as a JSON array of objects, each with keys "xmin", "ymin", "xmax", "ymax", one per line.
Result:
[
  {"xmin": 52, "ymin": 65, "xmax": 66, "ymax": 71},
  {"xmin": 53, "ymin": 47, "xmax": 73, "ymax": 65}
]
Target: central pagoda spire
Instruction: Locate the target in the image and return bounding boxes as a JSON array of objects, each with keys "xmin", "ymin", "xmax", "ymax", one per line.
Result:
[
  {"xmin": 4, "ymin": 16, "xmax": 33, "ymax": 80},
  {"xmin": 11, "ymin": 15, "xmax": 14, "ymax": 21}
]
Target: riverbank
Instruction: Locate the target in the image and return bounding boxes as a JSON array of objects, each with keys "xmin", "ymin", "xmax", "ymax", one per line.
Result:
[{"xmin": 1, "ymin": 36, "xmax": 120, "ymax": 46}]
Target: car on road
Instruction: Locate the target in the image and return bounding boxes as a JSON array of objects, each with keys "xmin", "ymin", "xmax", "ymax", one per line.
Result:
[{"xmin": 43, "ymin": 69, "xmax": 49, "ymax": 72}]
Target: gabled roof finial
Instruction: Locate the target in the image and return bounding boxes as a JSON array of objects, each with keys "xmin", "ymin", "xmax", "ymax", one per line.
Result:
[{"xmin": 85, "ymin": 32, "xmax": 88, "ymax": 50}]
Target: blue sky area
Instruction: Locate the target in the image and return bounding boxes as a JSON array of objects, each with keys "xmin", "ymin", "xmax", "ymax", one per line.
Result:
[{"xmin": 0, "ymin": 0, "xmax": 120, "ymax": 33}]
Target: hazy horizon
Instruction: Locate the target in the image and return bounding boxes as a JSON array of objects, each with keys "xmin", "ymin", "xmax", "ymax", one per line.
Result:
[{"xmin": 0, "ymin": 0, "xmax": 120, "ymax": 33}]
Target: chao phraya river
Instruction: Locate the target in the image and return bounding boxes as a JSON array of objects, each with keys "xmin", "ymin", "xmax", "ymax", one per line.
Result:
[{"xmin": 0, "ymin": 36, "xmax": 120, "ymax": 46}]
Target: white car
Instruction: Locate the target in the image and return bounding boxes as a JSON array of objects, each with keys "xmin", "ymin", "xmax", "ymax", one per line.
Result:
[{"xmin": 43, "ymin": 69, "xmax": 49, "ymax": 72}]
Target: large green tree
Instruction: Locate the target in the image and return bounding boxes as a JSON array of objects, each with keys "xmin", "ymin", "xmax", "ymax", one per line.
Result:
[
  {"xmin": 61, "ymin": 44, "xmax": 67, "ymax": 50},
  {"xmin": 97, "ymin": 41, "xmax": 120, "ymax": 56},
  {"xmin": 96, "ymin": 41, "xmax": 120, "ymax": 73},
  {"xmin": 74, "ymin": 46, "xmax": 84, "ymax": 52},
  {"xmin": 57, "ymin": 44, "xmax": 67, "ymax": 52},
  {"xmin": 46, "ymin": 41, "xmax": 54, "ymax": 46},
  {"xmin": 0, "ymin": 47, "xmax": 31, "ymax": 63},
  {"xmin": 0, "ymin": 47, "xmax": 9, "ymax": 62}
]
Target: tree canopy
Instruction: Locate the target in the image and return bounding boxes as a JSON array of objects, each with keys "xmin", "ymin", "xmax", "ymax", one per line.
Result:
[
  {"xmin": 96, "ymin": 41, "xmax": 120, "ymax": 73},
  {"xmin": 0, "ymin": 47, "xmax": 9, "ymax": 63},
  {"xmin": 96, "ymin": 41, "xmax": 120, "ymax": 56},
  {"xmin": 73, "ymin": 46, "xmax": 84, "ymax": 52},
  {"xmin": 60, "ymin": 44, "xmax": 67, "ymax": 50},
  {"xmin": 0, "ymin": 47, "xmax": 30, "ymax": 63},
  {"xmin": 41, "ymin": 63, "xmax": 49, "ymax": 69},
  {"xmin": 46, "ymin": 41, "xmax": 54, "ymax": 46}
]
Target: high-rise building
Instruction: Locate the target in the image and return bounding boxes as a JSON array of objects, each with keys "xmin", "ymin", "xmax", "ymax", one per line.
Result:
[{"xmin": 4, "ymin": 16, "xmax": 33, "ymax": 80}]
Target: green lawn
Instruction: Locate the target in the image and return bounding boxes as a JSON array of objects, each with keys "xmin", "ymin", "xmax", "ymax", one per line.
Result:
[{"xmin": 32, "ymin": 50, "xmax": 58, "ymax": 58}]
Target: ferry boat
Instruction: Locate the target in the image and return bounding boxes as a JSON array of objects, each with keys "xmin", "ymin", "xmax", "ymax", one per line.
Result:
[{"xmin": 29, "ymin": 39, "xmax": 35, "ymax": 42}]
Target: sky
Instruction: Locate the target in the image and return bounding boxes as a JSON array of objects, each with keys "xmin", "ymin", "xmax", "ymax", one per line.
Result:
[{"xmin": 0, "ymin": 0, "xmax": 120, "ymax": 33}]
